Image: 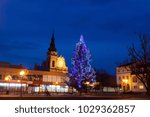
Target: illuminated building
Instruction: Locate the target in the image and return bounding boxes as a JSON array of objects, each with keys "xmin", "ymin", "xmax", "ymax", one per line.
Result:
[
  {"xmin": 116, "ymin": 64, "xmax": 146, "ymax": 92},
  {"xmin": 0, "ymin": 33, "xmax": 69, "ymax": 94}
]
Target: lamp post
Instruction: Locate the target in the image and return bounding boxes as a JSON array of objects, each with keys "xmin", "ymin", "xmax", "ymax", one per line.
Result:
[
  {"xmin": 55, "ymin": 82, "xmax": 58, "ymax": 93},
  {"xmin": 85, "ymin": 81, "xmax": 89, "ymax": 93},
  {"xmin": 5, "ymin": 75, "xmax": 11, "ymax": 95},
  {"xmin": 20, "ymin": 70, "xmax": 25, "ymax": 97}
]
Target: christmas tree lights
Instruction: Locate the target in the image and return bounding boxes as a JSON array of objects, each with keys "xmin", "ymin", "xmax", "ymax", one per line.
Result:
[{"xmin": 69, "ymin": 35, "xmax": 96, "ymax": 89}]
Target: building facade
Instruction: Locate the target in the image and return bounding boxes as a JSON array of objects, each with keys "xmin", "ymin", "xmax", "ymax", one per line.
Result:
[
  {"xmin": 0, "ymin": 33, "xmax": 69, "ymax": 94},
  {"xmin": 116, "ymin": 64, "xmax": 146, "ymax": 93}
]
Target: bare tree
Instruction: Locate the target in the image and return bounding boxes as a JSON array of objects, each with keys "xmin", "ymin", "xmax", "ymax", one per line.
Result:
[{"xmin": 128, "ymin": 33, "xmax": 150, "ymax": 95}]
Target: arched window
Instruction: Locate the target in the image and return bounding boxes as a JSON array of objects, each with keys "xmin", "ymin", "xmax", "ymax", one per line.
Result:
[
  {"xmin": 52, "ymin": 61, "xmax": 55, "ymax": 67},
  {"xmin": 133, "ymin": 76, "xmax": 137, "ymax": 82}
]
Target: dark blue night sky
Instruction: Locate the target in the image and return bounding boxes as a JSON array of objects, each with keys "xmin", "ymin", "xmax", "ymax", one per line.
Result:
[{"xmin": 1, "ymin": 0, "xmax": 150, "ymax": 75}]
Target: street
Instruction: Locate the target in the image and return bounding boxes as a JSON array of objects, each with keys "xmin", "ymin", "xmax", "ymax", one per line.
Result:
[{"xmin": 0, "ymin": 93, "xmax": 150, "ymax": 100}]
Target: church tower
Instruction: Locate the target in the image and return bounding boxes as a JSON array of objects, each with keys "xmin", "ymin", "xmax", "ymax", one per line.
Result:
[
  {"xmin": 47, "ymin": 32, "xmax": 58, "ymax": 71},
  {"xmin": 34, "ymin": 32, "xmax": 68, "ymax": 73}
]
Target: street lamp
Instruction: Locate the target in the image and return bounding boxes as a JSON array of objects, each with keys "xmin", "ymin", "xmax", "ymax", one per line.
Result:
[
  {"xmin": 55, "ymin": 82, "xmax": 59, "ymax": 93},
  {"xmin": 20, "ymin": 70, "xmax": 25, "ymax": 76},
  {"xmin": 19, "ymin": 70, "xmax": 25, "ymax": 97},
  {"xmin": 85, "ymin": 81, "xmax": 90, "ymax": 93},
  {"xmin": 5, "ymin": 75, "xmax": 11, "ymax": 94}
]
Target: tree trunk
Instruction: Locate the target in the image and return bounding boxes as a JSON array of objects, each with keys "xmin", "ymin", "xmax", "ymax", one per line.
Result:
[
  {"xmin": 80, "ymin": 90, "xmax": 82, "ymax": 96},
  {"xmin": 72, "ymin": 87, "xmax": 74, "ymax": 94},
  {"xmin": 146, "ymin": 78, "xmax": 150, "ymax": 95}
]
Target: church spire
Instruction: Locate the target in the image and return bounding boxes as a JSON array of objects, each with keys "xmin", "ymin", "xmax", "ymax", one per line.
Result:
[{"xmin": 48, "ymin": 32, "xmax": 57, "ymax": 52}]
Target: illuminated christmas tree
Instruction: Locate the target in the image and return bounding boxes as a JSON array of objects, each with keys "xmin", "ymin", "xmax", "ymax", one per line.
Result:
[{"xmin": 69, "ymin": 35, "xmax": 96, "ymax": 89}]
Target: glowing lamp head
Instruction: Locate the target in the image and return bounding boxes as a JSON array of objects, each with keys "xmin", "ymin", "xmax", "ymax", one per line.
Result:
[
  {"xmin": 20, "ymin": 70, "xmax": 25, "ymax": 76},
  {"xmin": 5, "ymin": 77, "xmax": 9, "ymax": 81},
  {"xmin": 5, "ymin": 75, "xmax": 11, "ymax": 81}
]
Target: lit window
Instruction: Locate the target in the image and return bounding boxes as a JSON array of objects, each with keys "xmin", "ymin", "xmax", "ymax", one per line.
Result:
[{"xmin": 139, "ymin": 85, "xmax": 144, "ymax": 89}]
